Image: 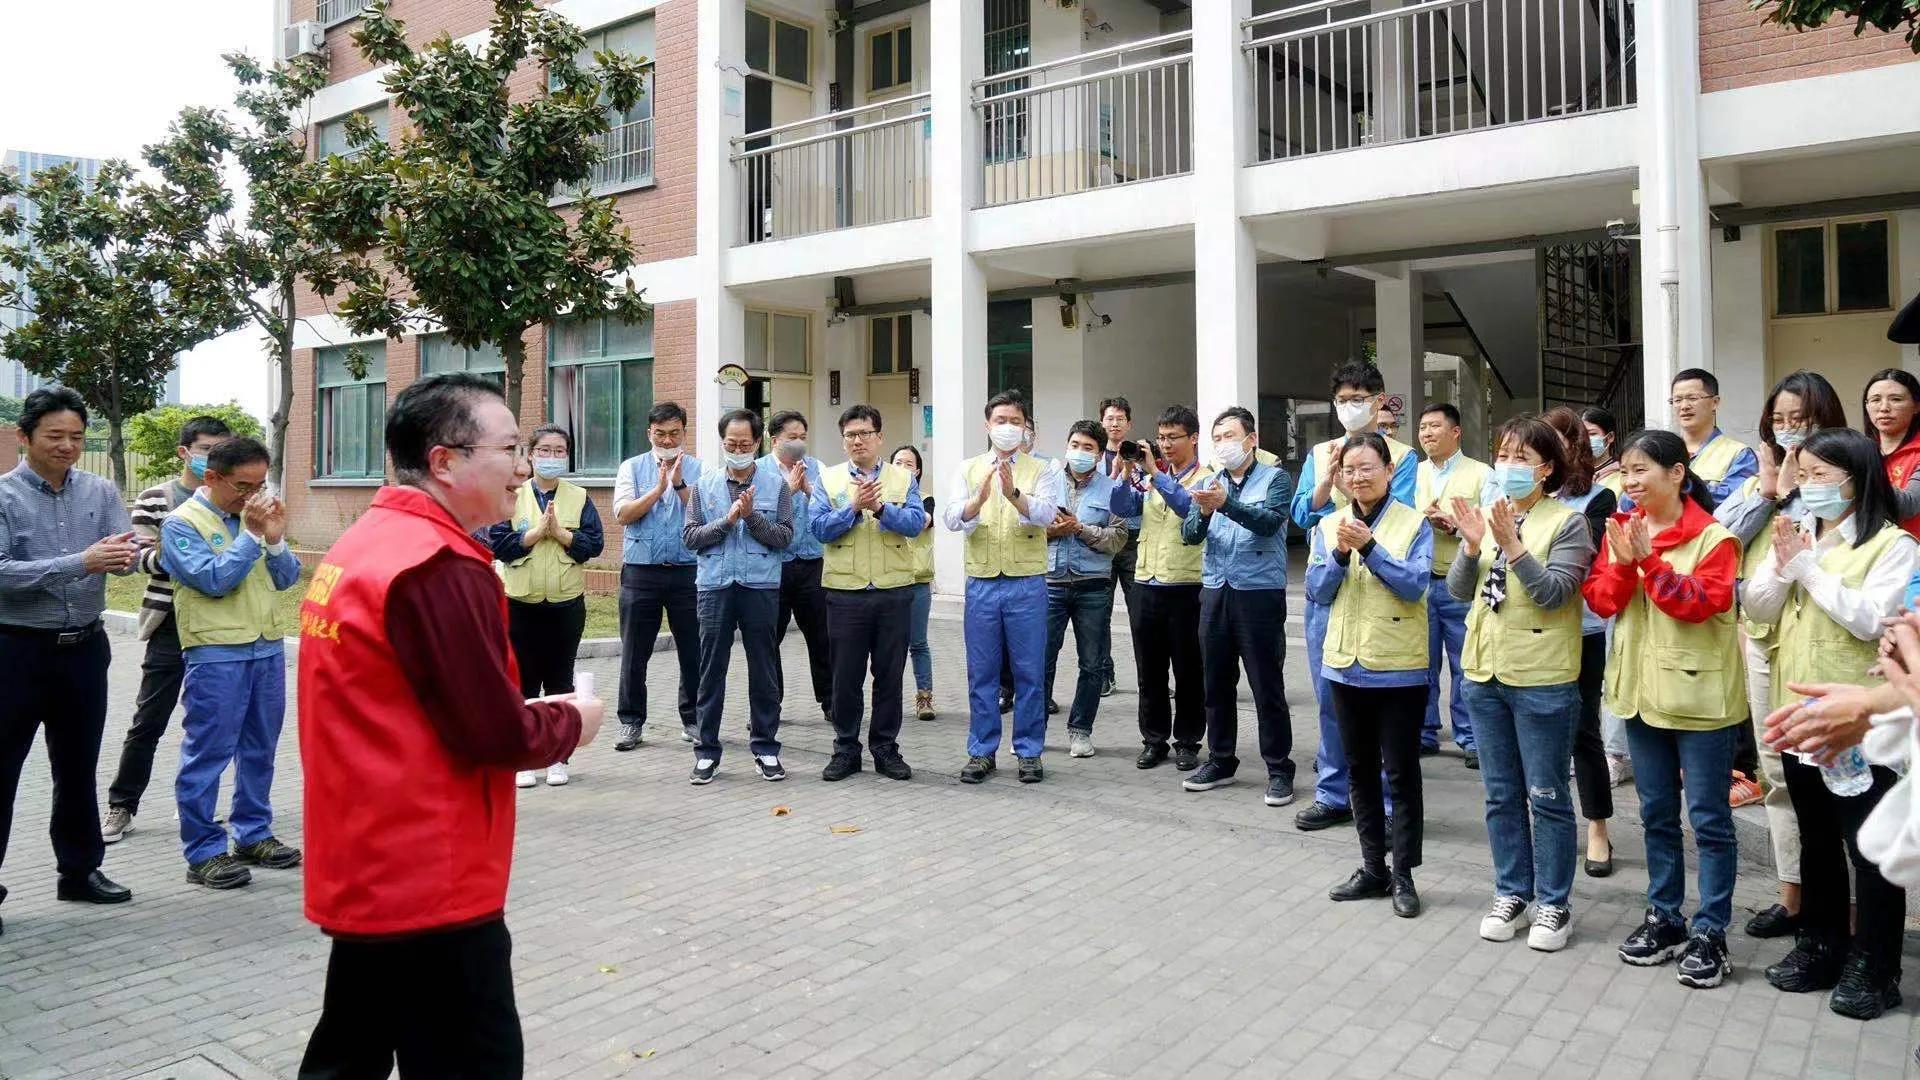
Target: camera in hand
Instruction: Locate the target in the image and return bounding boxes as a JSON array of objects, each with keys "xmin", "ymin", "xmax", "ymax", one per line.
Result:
[{"xmin": 1119, "ymin": 441, "xmax": 1159, "ymax": 463}]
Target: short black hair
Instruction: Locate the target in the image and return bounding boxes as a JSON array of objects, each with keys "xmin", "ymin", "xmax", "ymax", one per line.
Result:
[
  {"xmin": 1420, "ymin": 402, "xmax": 1461, "ymax": 427},
  {"xmin": 178, "ymin": 415, "xmax": 233, "ymax": 447},
  {"xmin": 768, "ymin": 410, "xmax": 808, "ymax": 438},
  {"xmin": 984, "ymin": 390, "xmax": 1029, "ymax": 423},
  {"xmin": 717, "ymin": 408, "xmax": 764, "ymax": 442},
  {"xmin": 1580, "ymin": 405, "xmax": 1618, "ymax": 437},
  {"xmin": 1156, "ymin": 405, "xmax": 1200, "ymax": 437},
  {"xmin": 1211, "ymin": 406, "xmax": 1256, "ymax": 437},
  {"xmin": 1068, "ymin": 419, "xmax": 1105, "ymax": 447},
  {"xmin": 1331, "ymin": 361, "xmax": 1385, "ymax": 396},
  {"xmin": 839, "ymin": 403, "xmax": 883, "ymax": 433},
  {"xmin": 1672, "ymin": 368, "xmax": 1719, "ymax": 395},
  {"xmin": 1098, "ymin": 397, "xmax": 1132, "ymax": 421},
  {"xmin": 527, "ymin": 422, "xmax": 571, "ymax": 454},
  {"xmin": 19, "ymin": 387, "xmax": 87, "ymax": 435},
  {"xmin": 646, "ymin": 401, "xmax": 687, "ymax": 428},
  {"xmin": 387, "ymin": 372, "xmax": 505, "ymax": 482},
  {"xmin": 207, "ymin": 436, "xmax": 271, "ymax": 474}
]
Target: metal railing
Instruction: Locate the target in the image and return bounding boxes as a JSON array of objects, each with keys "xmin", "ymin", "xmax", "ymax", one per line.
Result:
[
  {"xmin": 590, "ymin": 117, "xmax": 654, "ymax": 190},
  {"xmin": 316, "ymin": 0, "xmax": 371, "ymax": 26},
  {"xmin": 1244, "ymin": 0, "xmax": 1636, "ymax": 163},
  {"xmin": 731, "ymin": 93, "xmax": 930, "ymax": 245},
  {"xmin": 972, "ymin": 31, "xmax": 1193, "ymax": 208}
]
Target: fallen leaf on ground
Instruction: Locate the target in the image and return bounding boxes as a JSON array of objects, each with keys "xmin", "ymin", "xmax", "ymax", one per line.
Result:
[
  {"xmin": 597, "ymin": 964, "xmax": 617, "ymax": 974},
  {"xmin": 830, "ymin": 824, "xmax": 861, "ymax": 835},
  {"xmin": 772, "ymin": 806, "xmax": 790, "ymax": 816}
]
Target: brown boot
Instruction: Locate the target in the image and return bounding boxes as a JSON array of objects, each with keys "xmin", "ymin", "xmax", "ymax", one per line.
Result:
[{"xmin": 916, "ymin": 689, "xmax": 935, "ymax": 721}]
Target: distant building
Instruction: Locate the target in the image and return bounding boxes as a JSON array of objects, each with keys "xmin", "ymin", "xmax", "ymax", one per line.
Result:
[{"xmin": 1, "ymin": 150, "xmax": 106, "ymax": 400}]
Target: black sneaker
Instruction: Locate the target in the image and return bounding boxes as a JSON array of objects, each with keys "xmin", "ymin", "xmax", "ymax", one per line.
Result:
[
  {"xmin": 1419, "ymin": 744, "xmax": 1439, "ymax": 757},
  {"xmin": 1744, "ymin": 902, "xmax": 1800, "ymax": 939},
  {"xmin": 1172, "ymin": 746, "xmax": 1201, "ymax": 771},
  {"xmin": 960, "ymin": 755, "xmax": 996, "ymax": 784},
  {"xmin": 874, "ymin": 751, "xmax": 912, "ymax": 781},
  {"xmin": 1295, "ymin": 801, "xmax": 1352, "ymax": 831},
  {"xmin": 1391, "ymin": 874, "xmax": 1420, "ymax": 918},
  {"xmin": 1264, "ymin": 775, "xmax": 1296, "ymax": 807},
  {"xmin": 1829, "ymin": 950, "xmax": 1902, "ymax": 1019},
  {"xmin": 1017, "ymin": 757, "xmax": 1044, "ymax": 783},
  {"xmin": 614, "ymin": 722, "xmax": 643, "ymax": 752},
  {"xmin": 689, "ymin": 758, "xmax": 718, "ymax": 786},
  {"xmin": 1100, "ymin": 673, "xmax": 1116, "ymax": 698},
  {"xmin": 754, "ymin": 756, "xmax": 787, "ymax": 782},
  {"xmin": 1182, "ymin": 760, "xmax": 1236, "ymax": 792},
  {"xmin": 998, "ymin": 694, "xmax": 1013, "ymax": 714},
  {"xmin": 1135, "ymin": 744, "xmax": 1169, "ymax": 769},
  {"xmin": 1329, "ymin": 867, "xmax": 1391, "ymax": 902},
  {"xmin": 1463, "ymin": 750, "xmax": 1480, "ymax": 770},
  {"xmin": 1765, "ymin": 936, "xmax": 1844, "ymax": 993},
  {"xmin": 821, "ymin": 752, "xmax": 861, "ymax": 781},
  {"xmin": 185, "ymin": 854, "xmax": 252, "ymax": 891},
  {"xmin": 234, "ymin": 837, "xmax": 303, "ymax": 869},
  {"xmin": 1046, "ymin": 699, "xmax": 1059, "ymax": 715},
  {"xmin": 1618, "ymin": 910, "xmax": 1690, "ymax": 966},
  {"xmin": 1675, "ymin": 930, "xmax": 1732, "ymax": 988}
]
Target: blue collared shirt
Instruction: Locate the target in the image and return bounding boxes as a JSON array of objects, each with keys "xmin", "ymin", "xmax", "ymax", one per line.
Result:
[
  {"xmin": 0, "ymin": 461, "xmax": 133, "ymax": 629},
  {"xmin": 811, "ymin": 464, "xmax": 927, "ymax": 547},
  {"xmin": 159, "ymin": 492, "xmax": 302, "ymax": 662},
  {"xmin": 762, "ymin": 452, "xmax": 828, "ymax": 561},
  {"xmin": 1290, "ymin": 436, "xmax": 1418, "ymax": 532}
]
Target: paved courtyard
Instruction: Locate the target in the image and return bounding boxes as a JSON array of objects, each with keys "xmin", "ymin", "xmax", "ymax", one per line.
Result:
[{"xmin": 2, "ymin": 611, "xmax": 1917, "ymax": 1079}]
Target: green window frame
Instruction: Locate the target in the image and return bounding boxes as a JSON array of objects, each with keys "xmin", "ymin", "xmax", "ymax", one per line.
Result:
[
  {"xmin": 315, "ymin": 103, "xmax": 390, "ymax": 161},
  {"xmin": 547, "ymin": 314, "xmax": 655, "ymax": 476},
  {"xmin": 418, "ymin": 333, "xmax": 506, "ymax": 388},
  {"xmin": 314, "ymin": 342, "xmax": 388, "ymax": 479}
]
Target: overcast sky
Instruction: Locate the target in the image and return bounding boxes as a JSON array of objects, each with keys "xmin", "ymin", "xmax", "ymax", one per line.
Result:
[{"xmin": 1, "ymin": 1, "xmax": 278, "ymax": 419}]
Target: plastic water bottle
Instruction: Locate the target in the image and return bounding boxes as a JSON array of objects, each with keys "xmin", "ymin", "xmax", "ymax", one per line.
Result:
[
  {"xmin": 1819, "ymin": 744, "xmax": 1873, "ymax": 797},
  {"xmin": 575, "ymin": 671, "xmax": 596, "ymax": 703}
]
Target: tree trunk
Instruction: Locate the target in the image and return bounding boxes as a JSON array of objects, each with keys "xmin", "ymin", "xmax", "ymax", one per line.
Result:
[
  {"xmin": 105, "ymin": 367, "xmax": 127, "ymax": 495},
  {"xmin": 267, "ymin": 279, "xmax": 296, "ymax": 491},
  {"xmin": 503, "ymin": 330, "xmax": 527, "ymax": 425}
]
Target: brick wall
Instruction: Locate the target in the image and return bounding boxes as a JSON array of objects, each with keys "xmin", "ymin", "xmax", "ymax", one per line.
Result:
[{"xmin": 1701, "ymin": 2, "xmax": 1917, "ymax": 92}]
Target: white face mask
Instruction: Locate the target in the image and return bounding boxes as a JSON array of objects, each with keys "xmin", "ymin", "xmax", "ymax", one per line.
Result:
[
  {"xmin": 990, "ymin": 423, "xmax": 1024, "ymax": 452},
  {"xmin": 654, "ymin": 444, "xmax": 682, "ymax": 462},
  {"xmin": 1336, "ymin": 400, "xmax": 1375, "ymax": 434},
  {"xmin": 1214, "ymin": 439, "xmax": 1251, "ymax": 472},
  {"xmin": 724, "ymin": 451, "xmax": 756, "ymax": 470}
]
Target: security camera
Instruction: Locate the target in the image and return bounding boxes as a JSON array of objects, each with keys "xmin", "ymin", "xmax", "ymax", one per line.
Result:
[{"xmin": 1605, "ymin": 219, "xmax": 1628, "ymax": 240}]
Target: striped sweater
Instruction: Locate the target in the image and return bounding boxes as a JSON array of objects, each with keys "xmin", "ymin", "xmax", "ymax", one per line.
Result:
[{"xmin": 132, "ymin": 477, "xmax": 197, "ymax": 640}]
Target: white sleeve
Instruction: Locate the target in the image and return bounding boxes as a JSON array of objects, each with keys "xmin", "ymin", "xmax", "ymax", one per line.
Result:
[
  {"xmin": 1789, "ymin": 533, "xmax": 1918, "ymax": 641},
  {"xmin": 1740, "ymin": 545, "xmax": 1794, "ymax": 624},
  {"xmin": 943, "ymin": 466, "xmax": 980, "ymax": 534},
  {"xmin": 1019, "ymin": 460, "xmax": 1063, "ymax": 527},
  {"xmin": 612, "ymin": 458, "xmax": 637, "ymax": 507}
]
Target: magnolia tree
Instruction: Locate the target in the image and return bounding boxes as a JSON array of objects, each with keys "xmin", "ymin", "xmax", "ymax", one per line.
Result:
[
  {"xmin": 1753, "ymin": 1, "xmax": 1920, "ymax": 50},
  {"xmin": 308, "ymin": 0, "xmax": 655, "ymax": 419}
]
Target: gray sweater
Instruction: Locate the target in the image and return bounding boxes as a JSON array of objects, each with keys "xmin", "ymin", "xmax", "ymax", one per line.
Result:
[{"xmin": 1446, "ymin": 512, "xmax": 1594, "ymax": 612}]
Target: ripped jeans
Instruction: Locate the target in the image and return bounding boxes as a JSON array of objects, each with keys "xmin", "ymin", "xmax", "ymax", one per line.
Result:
[{"xmin": 1462, "ymin": 678, "xmax": 1581, "ymax": 909}]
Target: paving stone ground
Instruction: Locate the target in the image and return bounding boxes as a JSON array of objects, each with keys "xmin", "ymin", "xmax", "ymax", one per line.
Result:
[{"xmin": 3, "ymin": 608, "xmax": 1918, "ymax": 1079}]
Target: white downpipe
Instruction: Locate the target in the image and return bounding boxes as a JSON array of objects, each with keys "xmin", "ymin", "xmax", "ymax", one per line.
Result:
[{"xmin": 1641, "ymin": 0, "xmax": 1683, "ymax": 424}]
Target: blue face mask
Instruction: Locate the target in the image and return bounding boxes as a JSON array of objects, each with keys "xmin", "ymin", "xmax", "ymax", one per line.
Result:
[
  {"xmin": 1588, "ymin": 435, "xmax": 1608, "ymax": 459},
  {"xmin": 1799, "ymin": 482, "xmax": 1852, "ymax": 521},
  {"xmin": 188, "ymin": 453, "xmax": 208, "ymax": 480},
  {"xmin": 1065, "ymin": 449, "xmax": 1097, "ymax": 475},
  {"xmin": 1493, "ymin": 462, "xmax": 1539, "ymax": 500},
  {"xmin": 1775, "ymin": 427, "xmax": 1807, "ymax": 451},
  {"xmin": 533, "ymin": 458, "xmax": 567, "ymax": 479}
]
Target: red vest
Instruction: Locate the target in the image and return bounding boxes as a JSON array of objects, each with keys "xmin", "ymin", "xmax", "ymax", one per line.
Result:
[
  {"xmin": 1887, "ymin": 434, "xmax": 1920, "ymax": 539},
  {"xmin": 298, "ymin": 486, "xmax": 519, "ymax": 936}
]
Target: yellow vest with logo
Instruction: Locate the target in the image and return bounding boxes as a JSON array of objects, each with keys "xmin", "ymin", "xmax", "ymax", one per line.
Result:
[
  {"xmin": 1729, "ymin": 477, "xmax": 1783, "ymax": 644},
  {"xmin": 962, "ymin": 453, "xmax": 1048, "ymax": 579},
  {"xmin": 1417, "ymin": 453, "xmax": 1492, "ymax": 576},
  {"xmin": 820, "ymin": 463, "xmax": 917, "ymax": 591},
  {"xmin": 1134, "ymin": 461, "xmax": 1214, "ymax": 585},
  {"xmin": 1460, "ymin": 498, "xmax": 1584, "ymax": 686},
  {"xmin": 499, "ymin": 481, "xmax": 588, "ymax": 604},
  {"xmin": 1314, "ymin": 434, "xmax": 1417, "ymax": 513},
  {"xmin": 907, "ymin": 515, "xmax": 934, "ymax": 584},
  {"xmin": 1603, "ymin": 522, "xmax": 1745, "ymax": 730},
  {"xmin": 1692, "ymin": 433, "xmax": 1749, "ymax": 484},
  {"xmin": 1318, "ymin": 500, "xmax": 1429, "ymax": 672},
  {"xmin": 171, "ymin": 497, "xmax": 284, "ymax": 650},
  {"xmin": 1770, "ymin": 522, "xmax": 1910, "ymax": 712}
]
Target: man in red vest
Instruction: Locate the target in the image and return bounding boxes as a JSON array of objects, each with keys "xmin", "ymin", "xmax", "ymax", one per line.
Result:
[{"xmin": 296, "ymin": 373, "xmax": 603, "ymax": 1077}]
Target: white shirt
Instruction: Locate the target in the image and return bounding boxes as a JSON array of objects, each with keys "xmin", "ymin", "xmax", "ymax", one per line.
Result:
[
  {"xmin": 1741, "ymin": 514, "xmax": 1918, "ymax": 642},
  {"xmin": 1861, "ymin": 706, "xmax": 1920, "ymax": 887},
  {"xmin": 942, "ymin": 452, "xmax": 1062, "ymax": 535}
]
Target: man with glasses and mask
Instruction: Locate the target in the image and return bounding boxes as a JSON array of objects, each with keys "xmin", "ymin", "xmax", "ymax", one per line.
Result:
[
  {"xmin": 1044, "ymin": 420, "xmax": 1129, "ymax": 760},
  {"xmin": 160, "ymin": 437, "xmax": 304, "ymax": 891},
  {"xmin": 612, "ymin": 402, "xmax": 704, "ymax": 750}
]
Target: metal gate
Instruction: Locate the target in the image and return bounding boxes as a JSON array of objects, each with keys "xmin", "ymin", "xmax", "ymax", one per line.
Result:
[{"xmin": 1539, "ymin": 237, "xmax": 1642, "ymax": 431}]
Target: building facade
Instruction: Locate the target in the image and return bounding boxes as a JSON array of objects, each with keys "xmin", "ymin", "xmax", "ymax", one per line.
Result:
[
  {"xmin": 277, "ymin": 0, "xmax": 1920, "ymax": 596},
  {"xmin": 2, "ymin": 150, "xmax": 107, "ymax": 400}
]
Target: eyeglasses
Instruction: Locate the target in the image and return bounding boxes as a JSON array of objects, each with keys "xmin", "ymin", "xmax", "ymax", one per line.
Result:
[
  {"xmin": 452, "ymin": 443, "xmax": 530, "ymax": 463},
  {"xmin": 842, "ymin": 429, "xmax": 878, "ymax": 442},
  {"xmin": 1341, "ymin": 465, "xmax": 1384, "ymax": 479},
  {"xmin": 1668, "ymin": 394, "xmax": 1715, "ymax": 406}
]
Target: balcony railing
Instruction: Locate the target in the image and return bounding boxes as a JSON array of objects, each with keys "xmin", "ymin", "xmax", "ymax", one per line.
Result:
[
  {"xmin": 973, "ymin": 31, "xmax": 1193, "ymax": 208},
  {"xmin": 731, "ymin": 94, "xmax": 930, "ymax": 245},
  {"xmin": 316, "ymin": 0, "xmax": 371, "ymax": 27},
  {"xmin": 1243, "ymin": 0, "xmax": 1636, "ymax": 163}
]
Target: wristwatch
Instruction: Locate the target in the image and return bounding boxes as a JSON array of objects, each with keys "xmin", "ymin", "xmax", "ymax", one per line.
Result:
[
  {"xmin": 672, "ymin": 481, "xmax": 687, "ymax": 491},
  {"xmin": 1009, "ymin": 488, "xmax": 1021, "ymax": 500}
]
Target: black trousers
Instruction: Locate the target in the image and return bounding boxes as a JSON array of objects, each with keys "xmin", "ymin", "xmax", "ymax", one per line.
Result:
[
  {"xmin": 1132, "ymin": 582, "xmax": 1204, "ymax": 751},
  {"xmin": 825, "ymin": 587, "xmax": 912, "ymax": 758},
  {"xmin": 1784, "ymin": 754, "xmax": 1906, "ymax": 977},
  {"xmin": 507, "ymin": 596, "xmax": 587, "ymax": 699},
  {"xmin": 1570, "ymin": 631, "xmax": 1613, "ymax": 822},
  {"xmin": 1199, "ymin": 586, "xmax": 1295, "ymax": 781},
  {"xmin": 0, "ymin": 626, "xmax": 110, "ymax": 880},
  {"xmin": 299, "ymin": 918, "xmax": 523, "ymax": 1079},
  {"xmin": 777, "ymin": 557, "xmax": 834, "ymax": 710},
  {"xmin": 107, "ymin": 614, "xmax": 185, "ymax": 815},
  {"xmin": 1329, "ymin": 681, "xmax": 1425, "ymax": 876},
  {"xmin": 1101, "ymin": 536, "xmax": 1138, "ymax": 682},
  {"xmin": 617, "ymin": 564, "xmax": 699, "ymax": 732}
]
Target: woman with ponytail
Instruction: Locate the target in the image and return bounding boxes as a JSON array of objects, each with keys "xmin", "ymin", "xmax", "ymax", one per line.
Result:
[{"xmin": 1582, "ymin": 429, "xmax": 1744, "ymax": 990}]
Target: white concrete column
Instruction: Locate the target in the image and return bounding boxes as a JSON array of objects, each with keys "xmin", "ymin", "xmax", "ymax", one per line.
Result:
[
  {"xmin": 1900, "ymin": 209, "xmax": 1920, "ymax": 374},
  {"xmin": 929, "ymin": 0, "xmax": 987, "ymax": 599},
  {"xmin": 1373, "ymin": 266, "xmax": 1423, "ymax": 428},
  {"xmin": 1030, "ymin": 298, "xmax": 1087, "ymax": 442},
  {"xmin": 1637, "ymin": 0, "xmax": 1711, "ymax": 428},
  {"xmin": 1710, "ymin": 229, "xmax": 1765, "ymax": 447},
  {"xmin": 1191, "ymin": 0, "xmax": 1259, "ymax": 436},
  {"xmin": 694, "ymin": 0, "xmax": 747, "ymax": 462}
]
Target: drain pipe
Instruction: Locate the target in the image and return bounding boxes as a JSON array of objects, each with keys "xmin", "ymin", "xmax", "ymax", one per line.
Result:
[{"xmin": 1642, "ymin": 0, "xmax": 1682, "ymax": 424}]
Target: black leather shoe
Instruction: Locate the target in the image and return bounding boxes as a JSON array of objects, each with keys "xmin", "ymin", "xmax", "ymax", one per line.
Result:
[
  {"xmin": 1295, "ymin": 801, "xmax": 1353, "ymax": 831},
  {"xmin": 1419, "ymin": 744, "xmax": 1439, "ymax": 757},
  {"xmin": 821, "ymin": 752, "xmax": 861, "ymax": 782},
  {"xmin": 1463, "ymin": 750, "xmax": 1480, "ymax": 770},
  {"xmin": 1046, "ymin": 699, "xmax": 1059, "ymax": 715},
  {"xmin": 1584, "ymin": 842, "xmax": 1613, "ymax": 878},
  {"xmin": 1135, "ymin": 743, "xmax": 1169, "ymax": 769},
  {"xmin": 1765, "ymin": 936, "xmax": 1844, "ymax": 993},
  {"xmin": 1745, "ymin": 903, "xmax": 1800, "ymax": 939},
  {"xmin": 873, "ymin": 751, "xmax": 912, "ymax": 781},
  {"xmin": 1172, "ymin": 746, "xmax": 1200, "ymax": 771},
  {"xmin": 1391, "ymin": 874, "xmax": 1421, "ymax": 918},
  {"xmin": 57, "ymin": 870, "xmax": 133, "ymax": 904},
  {"xmin": 1329, "ymin": 867, "xmax": 1391, "ymax": 902},
  {"xmin": 998, "ymin": 694, "xmax": 1013, "ymax": 714},
  {"xmin": 1830, "ymin": 951, "xmax": 1903, "ymax": 1020}
]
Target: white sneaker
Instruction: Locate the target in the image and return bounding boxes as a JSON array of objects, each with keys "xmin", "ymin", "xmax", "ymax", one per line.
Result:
[
  {"xmin": 515, "ymin": 770, "xmax": 538, "ymax": 789},
  {"xmin": 1528, "ymin": 904, "xmax": 1574, "ymax": 952},
  {"xmin": 681, "ymin": 724, "xmax": 696, "ymax": 744},
  {"xmin": 1607, "ymin": 754, "xmax": 1633, "ymax": 787},
  {"xmin": 101, "ymin": 806, "xmax": 133, "ymax": 843},
  {"xmin": 1069, "ymin": 732, "xmax": 1094, "ymax": 758},
  {"xmin": 545, "ymin": 762, "xmax": 570, "ymax": 786},
  {"xmin": 1480, "ymin": 895, "xmax": 1532, "ymax": 942}
]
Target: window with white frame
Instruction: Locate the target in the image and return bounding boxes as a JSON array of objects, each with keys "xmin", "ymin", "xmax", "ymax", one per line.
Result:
[
  {"xmin": 557, "ymin": 16, "xmax": 656, "ymax": 192},
  {"xmin": 418, "ymin": 333, "xmax": 506, "ymax": 388},
  {"xmin": 315, "ymin": 342, "xmax": 387, "ymax": 479},
  {"xmin": 868, "ymin": 24, "xmax": 912, "ymax": 95},
  {"xmin": 746, "ymin": 9, "xmax": 811, "ymax": 86},
  {"xmin": 868, "ymin": 313, "xmax": 913, "ymax": 375},
  {"xmin": 547, "ymin": 314, "xmax": 654, "ymax": 475},
  {"xmin": 745, "ymin": 310, "xmax": 809, "ymax": 375},
  {"xmin": 1772, "ymin": 216, "xmax": 1895, "ymax": 317},
  {"xmin": 315, "ymin": 103, "xmax": 390, "ymax": 161}
]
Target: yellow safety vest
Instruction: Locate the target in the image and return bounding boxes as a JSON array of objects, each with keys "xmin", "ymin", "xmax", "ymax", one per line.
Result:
[
  {"xmin": 1770, "ymin": 522, "xmax": 1910, "ymax": 711},
  {"xmin": 1692, "ymin": 432, "xmax": 1750, "ymax": 485},
  {"xmin": 1417, "ymin": 453, "xmax": 1492, "ymax": 576},
  {"xmin": 1730, "ymin": 477, "xmax": 1783, "ymax": 644},
  {"xmin": 1460, "ymin": 498, "xmax": 1584, "ymax": 686},
  {"xmin": 820, "ymin": 462, "xmax": 917, "ymax": 591},
  {"xmin": 907, "ymin": 514, "xmax": 934, "ymax": 584},
  {"xmin": 1597, "ymin": 469, "xmax": 1625, "ymax": 497},
  {"xmin": 499, "ymin": 481, "xmax": 589, "ymax": 604},
  {"xmin": 962, "ymin": 452, "xmax": 1049, "ymax": 579},
  {"xmin": 1134, "ymin": 460, "xmax": 1214, "ymax": 585},
  {"xmin": 1314, "ymin": 434, "xmax": 1417, "ymax": 513},
  {"xmin": 171, "ymin": 497, "xmax": 284, "ymax": 650},
  {"xmin": 1318, "ymin": 500, "xmax": 1429, "ymax": 672},
  {"xmin": 1603, "ymin": 522, "xmax": 1745, "ymax": 730}
]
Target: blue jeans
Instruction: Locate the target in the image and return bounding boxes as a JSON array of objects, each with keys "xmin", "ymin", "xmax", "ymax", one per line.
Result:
[
  {"xmin": 1306, "ymin": 599, "xmax": 1347, "ymax": 809},
  {"xmin": 177, "ymin": 654, "xmax": 286, "ymax": 865},
  {"xmin": 1045, "ymin": 578, "xmax": 1112, "ymax": 734},
  {"xmin": 965, "ymin": 574, "xmax": 1048, "ymax": 758},
  {"xmin": 1463, "ymin": 678, "xmax": 1580, "ymax": 908},
  {"xmin": 906, "ymin": 582, "xmax": 933, "ymax": 692},
  {"xmin": 1424, "ymin": 582, "xmax": 1471, "ymax": 751},
  {"xmin": 1626, "ymin": 717, "xmax": 1738, "ymax": 934},
  {"xmin": 693, "ymin": 585, "xmax": 783, "ymax": 762}
]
